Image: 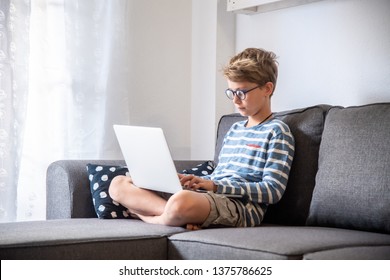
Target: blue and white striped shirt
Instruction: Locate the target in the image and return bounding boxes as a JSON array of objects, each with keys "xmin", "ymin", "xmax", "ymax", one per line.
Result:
[{"xmin": 204, "ymin": 118, "xmax": 295, "ymax": 227}]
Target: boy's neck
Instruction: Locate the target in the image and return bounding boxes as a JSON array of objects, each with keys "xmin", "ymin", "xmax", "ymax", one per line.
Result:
[{"xmin": 247, "ymin": 110, "xmax": 273, "ymax": 127}]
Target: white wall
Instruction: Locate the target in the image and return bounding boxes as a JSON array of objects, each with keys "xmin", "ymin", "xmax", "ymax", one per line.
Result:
[
  {"xmin": 127, "ymin": 0, "xmax": 192, "ymax": 159},
  {"xmin": 191, "ymin": 0, "xmax": 235, "ymax": 160},
  {"xmin": 127, "ymin": 0, "xmax": 235, "ymax": 161},
  {"xmin": 235, "ymin": 0, "xmax": 390, "ymax": 111},
  {"xmin": 191, "ymin": 0, "xmax": 218, "ymax": 160}
]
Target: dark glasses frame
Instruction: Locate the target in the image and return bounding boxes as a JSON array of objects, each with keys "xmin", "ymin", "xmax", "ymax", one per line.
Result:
[{"xmin": 225, "ymin": 85, "xmax": 260, "ymax": 100}]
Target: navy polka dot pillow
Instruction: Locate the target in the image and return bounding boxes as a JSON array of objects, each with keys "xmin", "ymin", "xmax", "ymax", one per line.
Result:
[
  {"xmin": 181, "ymin": 161, "xmax": 215, "ymax": 176},
  {"xmin": 86, "ymin": 164, "xmax": 132, "ymax": 219}
]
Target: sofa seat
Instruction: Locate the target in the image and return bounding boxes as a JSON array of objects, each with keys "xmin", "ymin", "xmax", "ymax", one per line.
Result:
[
  {"xmin": 3, "ymin": 219, "xmax": 388, "ymax": 260},
  {"xmin": 0, "ymin": 219, "xmax": 186, "ymax": 260},
  {"xmin": 168, "ymin": 225, "xmax": 390, "ymax": 260},
  {"xmin": 303, "ymin": 245, "xmax": 390, "ymax": 260}
]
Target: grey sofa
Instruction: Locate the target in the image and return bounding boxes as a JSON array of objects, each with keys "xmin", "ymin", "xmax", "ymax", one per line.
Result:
[{"xmin": 1, "ymin": 103, "xmax": 389, "ymax": 260}]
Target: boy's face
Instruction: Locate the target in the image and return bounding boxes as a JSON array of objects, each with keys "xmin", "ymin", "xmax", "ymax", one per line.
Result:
[{"xmin": 226, "ymin": 80, "xmax": 272, "ymax": 118}]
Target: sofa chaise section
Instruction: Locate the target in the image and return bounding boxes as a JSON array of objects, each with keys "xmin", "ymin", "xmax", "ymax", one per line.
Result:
[{"xmin": 0, "ymin": 219, "xmax": 186, "ymax": 259}]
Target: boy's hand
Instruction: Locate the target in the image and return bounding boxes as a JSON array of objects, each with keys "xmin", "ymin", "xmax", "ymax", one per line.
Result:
[{"xmin": 178, "ymin": 174, "xmax": 217, "ymax": 192}]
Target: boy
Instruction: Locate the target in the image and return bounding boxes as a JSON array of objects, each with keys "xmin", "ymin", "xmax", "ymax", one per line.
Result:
[{"xmin": 109, "ymin": 48, "xmax": 295, "ymax": 229}]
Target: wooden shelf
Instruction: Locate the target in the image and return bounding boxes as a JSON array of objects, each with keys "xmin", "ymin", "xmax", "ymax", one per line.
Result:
[{"xmin": 227, "ymin": 0, "xmax": 323, "ymax": 14}]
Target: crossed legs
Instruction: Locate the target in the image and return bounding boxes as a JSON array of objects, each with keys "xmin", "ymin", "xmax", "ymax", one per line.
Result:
[{"xmin": 109, "ymin": 175, "xmax": 211, "ymax": 228}]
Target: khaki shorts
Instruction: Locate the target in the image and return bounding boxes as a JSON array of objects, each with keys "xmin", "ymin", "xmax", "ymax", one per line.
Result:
[{"xmin": 201, "ymin": 192, "xmax": 244, "ymax": 228}]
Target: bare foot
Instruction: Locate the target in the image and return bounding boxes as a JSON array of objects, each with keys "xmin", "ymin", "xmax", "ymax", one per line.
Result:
[
  {"xmin": 186, "ymin": 224, "xmax": 202, "ymax": 230},
  {"xmin": 134, "ymin": 212, "xmax": 168, "ymax": 226}
]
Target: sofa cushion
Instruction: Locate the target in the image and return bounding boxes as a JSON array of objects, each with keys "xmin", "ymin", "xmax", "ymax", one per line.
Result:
[
  {"xmin": 181, "ymin": 161, "xmax": 215, "ymax": 176},
  {"xmin": 86, "ymin": 164, "xmax": 131, "ymax": 219},
  {"xmin": 0, "ymin": 219, "xmax": 186, "ymax": 260},
  {"xmin": 168, "ymin": 225, "xmax": 390, "ymax": 260},
  {"xmin": 307, "ymin": 103, "xmax": 390, "ymax": 233},
  {"xmin": 303, "ymin": 246, "xmax": 390, "ymax": 260},
  {"xmin": 263, "ymin": 105, "xmax": 330, "ymax": 225}
]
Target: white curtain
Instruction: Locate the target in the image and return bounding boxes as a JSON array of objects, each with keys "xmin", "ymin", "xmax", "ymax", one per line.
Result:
[
  {"xmin": 0, "ymin": 0, "xmax": 31, "ymax": 222},
  {"xmin": 1, "ymin": 0, "xmax": 131, "ymax": 222}
]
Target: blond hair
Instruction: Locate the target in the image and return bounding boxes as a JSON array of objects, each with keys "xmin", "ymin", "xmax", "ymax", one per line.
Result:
[{"xmin": 223, "ymin": 48, "xmax": 278, "ymax": 94}]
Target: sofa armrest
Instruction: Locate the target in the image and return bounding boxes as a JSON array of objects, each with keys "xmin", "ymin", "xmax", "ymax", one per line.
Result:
[
  {"xmin": 46, "ymin": 159, "xmax": 209, "ymax": 219},
  {"xmin": 46, "ymin": 160, "xmax": 126, "ymax": 219}
]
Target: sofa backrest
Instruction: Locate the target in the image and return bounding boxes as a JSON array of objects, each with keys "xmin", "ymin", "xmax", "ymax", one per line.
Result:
[
  {"xmin": 215, "ymin": 105, "xmax": 330, "ymax": 226},
  {"xmin": 306, "ymin": 103, "xmax": 390, "ymax": 234},
  {"xmin": 216, "ymin": 103, "xmax": 390, "ymax": 233}
]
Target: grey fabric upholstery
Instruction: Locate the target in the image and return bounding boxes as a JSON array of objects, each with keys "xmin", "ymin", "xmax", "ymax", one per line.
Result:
[
  {"xmin": 168, "ymin": 225, "xmax": 390, "ymax": 260},
  {"xmin": 304, "ymin": 246, "xmax": 390, "ymax": 260},
  {"xmin": 307, "ymin": 103, "xmax": 390, "ymax": 233},
  {"xmin": 0, "ymin": 219, "xmax": 186, "ymax": 259},
  {"xmin": 46, "ymin": 160, "xmax": 126, "ymax": 219},
  {"xmin": 264, "ymin": 105, "xmax": 330, "ymax": 225}
]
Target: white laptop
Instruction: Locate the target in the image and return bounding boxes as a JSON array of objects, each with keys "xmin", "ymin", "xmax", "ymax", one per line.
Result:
[
  {"xmin": 113, "ymin": 125, "xmax": 183, "ymax": 194},
  {"xmin": 113, "ymin": 124, "xmax": 242, "ymax": 198}
]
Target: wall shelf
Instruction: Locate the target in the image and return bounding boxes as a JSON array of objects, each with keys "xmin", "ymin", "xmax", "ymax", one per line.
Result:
[{"xmin": 227, "ymin": 0, "xmax": 323, "ymax": 14}]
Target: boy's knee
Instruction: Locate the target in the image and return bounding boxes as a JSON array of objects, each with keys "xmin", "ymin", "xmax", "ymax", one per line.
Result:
[
  {"xmin": 108, "ymin": 175, "xmax": 129, "ymax": 201},
  {"xmin": 164, "ymin": 191, "xmax": 194, "ymax": 222}
]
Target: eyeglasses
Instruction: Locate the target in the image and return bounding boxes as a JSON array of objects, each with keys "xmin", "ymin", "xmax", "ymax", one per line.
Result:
[{"xmin": 225, "ymin": 85, "xmax": 260, "ymax": 100}]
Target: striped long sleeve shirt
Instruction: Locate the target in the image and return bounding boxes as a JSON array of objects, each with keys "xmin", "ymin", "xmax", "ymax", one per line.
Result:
[{"xmin": 204, "ymin": 118, "xmax": 295, "ymax": 227}]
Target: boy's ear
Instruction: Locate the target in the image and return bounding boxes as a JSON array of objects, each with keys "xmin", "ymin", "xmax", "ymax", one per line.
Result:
[{"xmin": 264, "ymin": 82, "xmax": 274, "ymax": 96}]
